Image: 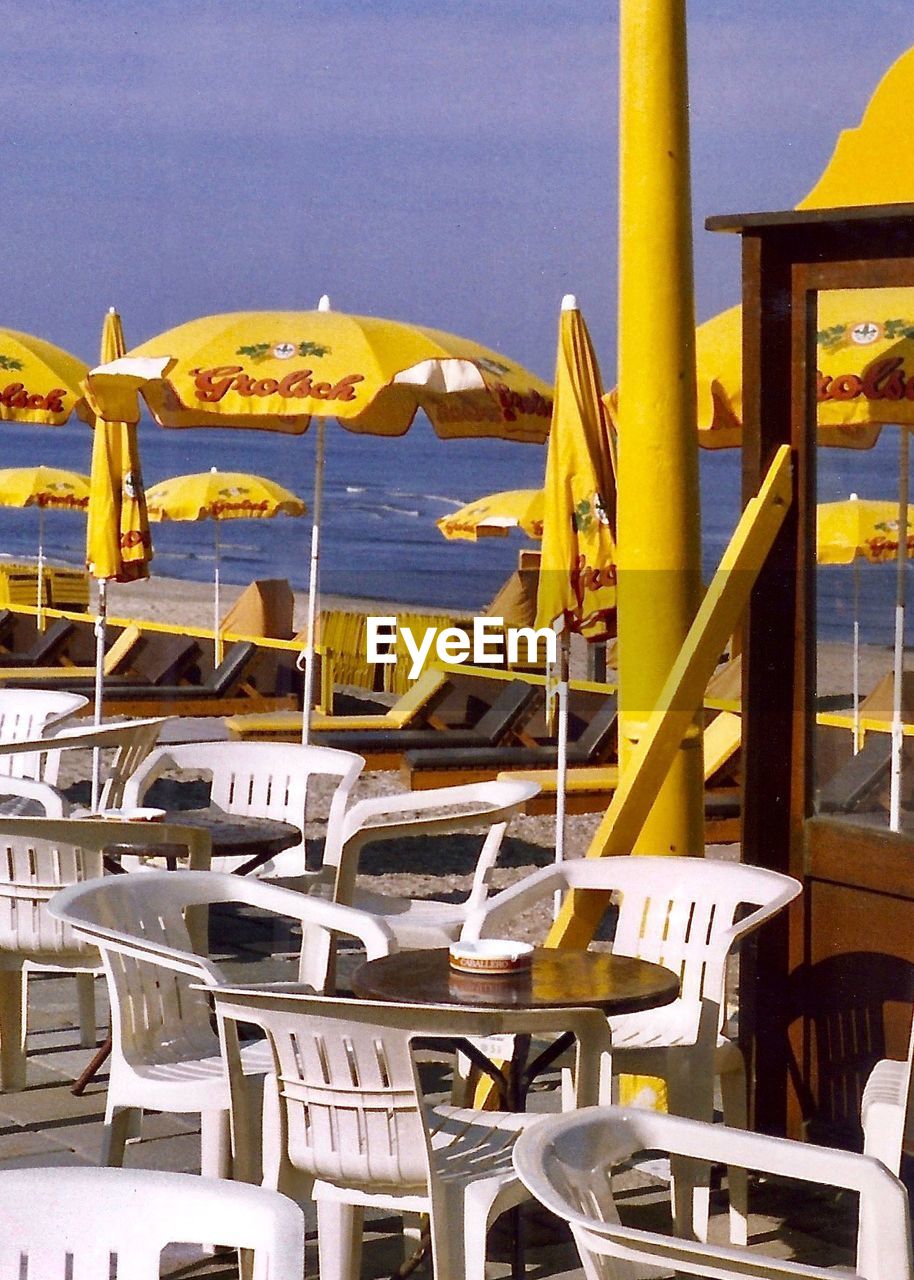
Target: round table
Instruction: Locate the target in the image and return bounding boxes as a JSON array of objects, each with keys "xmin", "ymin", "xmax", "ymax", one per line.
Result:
[
  {"xmin": 353, "ymin": 946, "xmax": 681, "ymax": 1016},
  {"xmin": 103, "ymin": 806, "xmax": 301, "ymax": 876}
]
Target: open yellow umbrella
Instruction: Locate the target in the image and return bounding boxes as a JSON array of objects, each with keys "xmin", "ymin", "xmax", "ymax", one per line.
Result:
[
  {"xmin": 85, "ymin": 308, "xmax": 153, "ymax": 808},
  {"xmin": 0, "ymin": 329, "xmax": 91, "ymax": 426},
  {"xmin": 0, "ymin": 467, "xmax": 90, "ymax": 628},
  {"xmin": 145, "ymin": 469, "xmax": 306, "ymax": 660},
  {"xmin": 818, "ymin": 496, "xmax": 914, "ymax": 760},
  {"xmin": 436, "ymin": 489, "xmax": 543, "ymax": 541},
  {"xmin": 84, "ymin": 299, "xmax": 551, "ymax": 741},
  {"xmin": 535, "ymin": 295, "xmax": 617, "ymax": 877}
]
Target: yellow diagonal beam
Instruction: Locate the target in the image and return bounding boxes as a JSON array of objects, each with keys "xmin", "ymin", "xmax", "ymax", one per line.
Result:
[{"xmin": 546, "ymin": 444, "xmax": 793, "ymax": 949}]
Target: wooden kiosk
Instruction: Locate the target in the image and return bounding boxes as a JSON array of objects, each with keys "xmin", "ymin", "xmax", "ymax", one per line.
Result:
[{"xmin": 711, "ymin": 203, "xmax": 914, "ymax": 1143}]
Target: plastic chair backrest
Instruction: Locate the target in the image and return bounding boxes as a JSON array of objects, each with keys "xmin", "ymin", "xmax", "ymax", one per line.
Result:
[
  {"xmin": 125, "ymin": 739, "xmax": 364, "ymax": 861},
  {"xmin": 0, "ymin": 1165, "xmax": 304, "ymax": 1278},
  {"xmin": 564, "ymin": 857, "xmax": 800, "ymax": 1023},
  {"xmin": 325, "ymin": 777, "xmax": 541, "ymax": 910},
  {"xmin": 48, "ymin": 868, "xmax": 397, "ymax": 1028},
  {"xmin": 211, "ymin": 989, "xmax": 613, "ymax": 1196},
  {"xmin": 512, "ymin": 1106, "xmax": 913, "ymax": 1280},
  {"xmin": 0, "ymin": 689, "xmax": 89, "ymax": 781},
  {"xmin": 0, "ymin": 829, "xmax": 103, "ymax": 963}
]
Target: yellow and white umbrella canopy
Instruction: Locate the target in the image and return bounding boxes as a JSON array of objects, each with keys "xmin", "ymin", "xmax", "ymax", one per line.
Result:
[
  {"xmin": 0, "ymin": 466, "xmax": 90, "ymax": 626},
  {"xmin": 0, "ymin": 466, "xmax": 90, "ymax": 512},
  {"xmin": 145, "ymin": 471, "xmax": 306, "ymax": 523},
  {"xmin": 817, "ymin": 497, "xmax": 912, "ymax": 565},
  {"xmin": 437, "ymin": 489, "xmax": 543, "ymax": 542},
  {"xmin": 145, "ymin": 469, "xmax": 306, "ymax": 660},
  {"xmin": 83, "ymin": 305, "xmax": 553, "ymax": 442},
  {"xmin": 0, "ymin": 329, "xmax": 91, "ymax": 426},
  {"xmin": 83, "ymin": 300, "xmax": 551, "ymax": 742}
]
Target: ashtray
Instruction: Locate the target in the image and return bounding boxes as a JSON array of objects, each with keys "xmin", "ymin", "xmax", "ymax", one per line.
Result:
[
  {"xmin": 449, "ymin": 940, "xmax": 534, "ymax": 975},
  {"xmin": 99, "ymin": 807, "xmax": 166, "ymax": 823}
]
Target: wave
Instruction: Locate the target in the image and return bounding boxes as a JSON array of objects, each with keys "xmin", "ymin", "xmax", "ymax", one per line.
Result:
[
  {"xmin": 378, "ymin": 504, "xmax": 419, "ymax": 518},
  {"xmin": 345, "ymin": 485, "xmax": 366, "ymax": 494}
]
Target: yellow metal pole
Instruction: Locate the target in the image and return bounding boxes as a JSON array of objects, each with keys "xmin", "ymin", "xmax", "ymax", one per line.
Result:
[{"xmin": 616, "ymin": 0, "xmax": 705, "ymax": 855}]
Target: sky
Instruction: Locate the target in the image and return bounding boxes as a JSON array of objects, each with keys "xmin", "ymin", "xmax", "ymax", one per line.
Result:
[{"xmin": 3, "ymin": 1, "xmax": 914, "ymax": 382}]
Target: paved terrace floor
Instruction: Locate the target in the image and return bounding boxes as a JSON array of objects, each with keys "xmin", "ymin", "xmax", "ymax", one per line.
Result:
[{"xmin": 0, "ymin": 904, "xmax": 874, "ymax": 1278}]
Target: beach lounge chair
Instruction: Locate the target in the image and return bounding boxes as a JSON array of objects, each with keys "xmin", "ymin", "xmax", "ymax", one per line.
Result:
[
  {"xmin": 493, "ymin": 709, "xmax": 743, "ymax": 829},
  {"xmin": 0, "ymin": 624, "xmax": 144, "ymax": 686},
  {"xmin": 401, "ymin": 693, "xmax": 619, "ymax": 788},
  {"xmin": 309, "ymin": 678, "xmax": 541, "ymax": 770},
  {"xmin": 0, "ymin": 617, "xmax": 74, "ymax": 667},
  {"xmin": 99, "ymin": 640, "xmax": 296, "ymax": 716},
  {"xmin": 2, "ymin": 629, "xmax": 202, "ymax": 692},
  {"xmin": 817, "ymin": 731, "xmax": 893, "ymax": 813}
]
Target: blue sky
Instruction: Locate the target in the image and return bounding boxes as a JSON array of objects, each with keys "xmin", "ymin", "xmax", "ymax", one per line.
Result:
[{"xmin": 4, "ymin": 1, "xmax": 913, "ymax": 380}]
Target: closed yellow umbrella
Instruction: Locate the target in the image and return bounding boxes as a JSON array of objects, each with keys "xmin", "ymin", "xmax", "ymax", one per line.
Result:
[
  {"xmin": 84, "ymin": 299, "xmax": 551, "ymax": 741},
  {"xmin": 0, "ymin": 467, "xmax": 90, "ymax": 627},
  {"xmin": 85, "ymin": 307, "xmax": 153, "ymax": 809},
  {"xmin": 436, "ymin": 489, "xmax": 543, "ymax": 541},
  {"xmin": 535, "ymin": 295, "xmax": 617, "ymax": 881},
  {"xmin": 146, "ymin": 469, "xmax": 306, "ymax": 659}
]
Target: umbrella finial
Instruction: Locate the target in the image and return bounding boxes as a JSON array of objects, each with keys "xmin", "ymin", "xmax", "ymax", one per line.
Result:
[
  {"xmin": 108, "ymin": 305, "xmax": 117, "ymax": 315},
  {"xmin": 211, "ymin": 465, "xmax": 218, "ymax": 474},
  {"xmin": 850, "ymin": 491, "xmax": 859, "ymax": 501},
  {"xmin": 561, "ymin": 294, "xmax": 578, "ymax": 312},
  {"xmin": 318, "ymin": 295, "xmax": 331, "ymax": 312}
]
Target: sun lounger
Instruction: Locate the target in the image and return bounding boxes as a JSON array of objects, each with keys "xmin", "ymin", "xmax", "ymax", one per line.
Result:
[
  {"xmin": 401, "ymin": 693, "xmax": 619, "ymax": 788},
  {"xmin": 0, "ymin": 617, "xmax": 75, "ymax": 667},
  {"xmin": 0, "ymin": 625, "xmax": 143, "ymax": 684},
  {"xmin": 493, "ymin": 710, "xmax": 743, "ymax": 829},
  {"xmin": 817, "ymin": 732, "xmax": 893, "ymax": 813},
  {"xmin": 309, "ymin": 679, "xmax": 540, "ymax": 770},
  {"xmin": 224, "ymin": 666, "xmax": 513, "ymax": 743},
  {"xmin": 3, "ymin": 631, "xmax": 202, "ymax": 692}
]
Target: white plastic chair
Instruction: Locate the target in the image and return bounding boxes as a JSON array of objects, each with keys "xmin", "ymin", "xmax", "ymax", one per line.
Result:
[
  {"xmin": 0, "ymin": 815, "xmax": 211, "ymax": 1093},
  {"xmin": 0, "ymin": 688, "xmax": 89, "ymax": 814},
  {"xmin": 212, "ymin": 986, "xmax": 613, "ymax": 1280},
  {"xmin": 119, "ymin": 738, "xmax": 365, "ymax": 875},
  {"xmin": 512, "ymin": 1106, "xmax": 913, "ymax": 1280},
  {"xmin": 0, "ymin": 1165, "xmax": 304, "ymax": 1278},
  {"xmin": 48, "ymin": 868, "xmax": 396, "ymax": 1175},
  {"xmin": 861, "ymin": 1008, "xmax": 914, "ymax": 1175},
  {"xmin": 0, "ymin": 716, "xmax": 168, "ymax": 817},
  {"xmin": 0, "ymin": 689, "xmax": 88, "ymax": 778},
  {"xmin": 319, "ymin": 777, "xmax": 542, "ymax": 947},
  {"xmin": 464, "ymin": 855, "xmax": 802, "ymax": 1241}
]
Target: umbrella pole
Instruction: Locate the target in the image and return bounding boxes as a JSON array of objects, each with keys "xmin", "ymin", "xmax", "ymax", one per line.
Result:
[
  {"xmin": 36, "ymin": 506, "xmax": 45, "ymax": 632},
  {"xmin": 890, "ymin": 430, "xmax": 910, "ymax": 831},
  {"xmin": 553, "ymin": 633, "xmax": 570, "ymax": 919},
  {"xmin": 213, "ymin": 521, "xmax": 222, "ymax": 665},
  {"xmin": 853, "ymin": 560, "xmax": 861, "ymax": 755},
  {"xmin": 301, "ymin": 416, "xmax": 326, "ymax": 745},
  {"xmin": 91, "ymin": 578, "xmax": 107, "ymax": 812}
]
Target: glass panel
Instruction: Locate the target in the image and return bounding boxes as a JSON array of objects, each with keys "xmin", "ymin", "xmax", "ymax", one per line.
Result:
[{"xmin": 814, "ymin": 289, "xmax": 914, "ymax": 829}]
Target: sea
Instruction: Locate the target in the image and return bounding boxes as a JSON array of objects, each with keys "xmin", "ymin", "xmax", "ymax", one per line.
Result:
[{"xmin": 0, "ymin": 415, "xmax": 909, "ymax": 647}]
